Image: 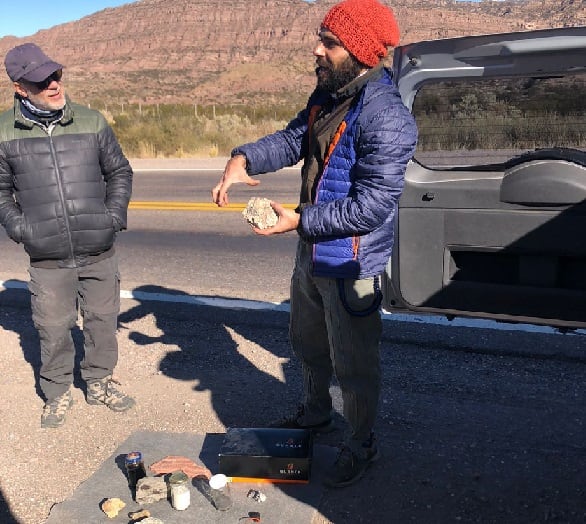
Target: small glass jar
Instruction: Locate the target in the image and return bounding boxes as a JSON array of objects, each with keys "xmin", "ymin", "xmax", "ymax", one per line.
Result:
[
  {"xmin": 169, "ymin": 470, "xmax": 191, "ymax": 511},
  {"xmin": 124, "ymin": 451, "xmax": 147, "ymax": 490}
]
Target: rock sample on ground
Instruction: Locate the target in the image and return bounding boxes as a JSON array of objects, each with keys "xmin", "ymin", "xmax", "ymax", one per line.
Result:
[
  {"xmin": 129, "ymin": 509, "xmax": 150, "ymax": 521},
  {"xmin": 149, "ymin": 455, "xmax": 211, "ymax": 479},
  {"xmin": 242, "ymin": 197, "xmax": 278, "ymax": 229},
  {"xmin": 101, "ymin": 497, "xmax": 126, "ymax": 518},
  {"xmin": 135, "ymin": 476, "xmax": 168, "ymax": 505}
]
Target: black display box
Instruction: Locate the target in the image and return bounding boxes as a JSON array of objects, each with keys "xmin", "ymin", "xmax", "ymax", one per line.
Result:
[{"xmin": 218, "ymin": 427, "xmax": 313, "ymax": 483}]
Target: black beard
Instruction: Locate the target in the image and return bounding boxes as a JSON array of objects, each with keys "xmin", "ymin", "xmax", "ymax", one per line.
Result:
[{"xmin": 316, "ymin": 54, "xmax": 363, "ymax": 93}]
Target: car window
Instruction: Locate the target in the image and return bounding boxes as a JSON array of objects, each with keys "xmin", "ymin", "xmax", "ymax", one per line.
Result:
[{"xmin": 412, "ymin": 74, "xmax": 586, "ymax": 169}]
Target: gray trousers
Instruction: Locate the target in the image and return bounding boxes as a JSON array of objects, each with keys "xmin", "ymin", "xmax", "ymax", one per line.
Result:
[
  {"xmin": 28, "ymin": 254, "xmax": 121, "ymax": 401},
  {"xmin": 289, "ymin": 241, "xmax": 382, "ymax": 447}
]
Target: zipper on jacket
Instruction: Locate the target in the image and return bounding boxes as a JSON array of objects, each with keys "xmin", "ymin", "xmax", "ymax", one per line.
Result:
[
  {"xmin": 46, "ymin": 124, "xmax": 76, "ymax": 265},
  {"xmin": 352, "ymin": 236, "xmax": 359, "ymax": 260},
  {"xmin": 312, "ymin": 119, "xmax": 347, "ymax": 206},
  {"xmin": 323, "ymin": 121, "xmax": 347, "ymax": 169}
]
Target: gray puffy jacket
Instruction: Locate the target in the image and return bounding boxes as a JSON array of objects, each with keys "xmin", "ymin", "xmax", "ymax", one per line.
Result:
[{"xmin": 0, "ymin": 97, "xmax": 132, "ymax": 267}]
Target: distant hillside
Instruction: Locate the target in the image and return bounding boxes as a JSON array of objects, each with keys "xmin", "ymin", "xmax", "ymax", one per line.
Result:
[{"xmin": 0, "ymin": 0, "xmax": 584, "ymax": 108}]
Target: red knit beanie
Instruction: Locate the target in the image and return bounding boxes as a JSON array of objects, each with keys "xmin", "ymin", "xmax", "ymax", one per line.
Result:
[{"xmin": 321, "ymin": 0, "xmax": 400, "ymax": 67}]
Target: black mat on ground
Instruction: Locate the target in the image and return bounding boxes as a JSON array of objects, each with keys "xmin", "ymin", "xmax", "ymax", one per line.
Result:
[{"xmin": 46, "ymin": 431, "xmax": 337, "ymax": 524}]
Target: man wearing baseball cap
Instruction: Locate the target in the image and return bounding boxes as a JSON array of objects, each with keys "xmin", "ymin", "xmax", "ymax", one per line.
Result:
[
  {"xmin": 0, "ymin": 43, "xmax": 135, "ymax": 428},
  {"xmin": 5, "ymin": 42, "xmax": 64, "ymax": 84},
  {"xmin": 213, "ymin": 0, "xmax": 417, "ymax": 487}
]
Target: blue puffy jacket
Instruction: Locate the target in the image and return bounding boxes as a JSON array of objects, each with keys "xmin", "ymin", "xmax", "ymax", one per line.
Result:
[{"xmin": 234, "ymin": 67, "xmax": 417, "ymax": 279}]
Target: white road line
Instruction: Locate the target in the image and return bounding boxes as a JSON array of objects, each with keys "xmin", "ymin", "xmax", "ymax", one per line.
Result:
[{"xmin": 2, "ymin": 279, "xmax": 583, "ymax": 336}]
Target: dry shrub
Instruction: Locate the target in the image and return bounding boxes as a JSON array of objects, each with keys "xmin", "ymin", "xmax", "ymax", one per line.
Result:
[{"xmin": 106, "ymin": 103, "xmax": 293, "ymax": 158}]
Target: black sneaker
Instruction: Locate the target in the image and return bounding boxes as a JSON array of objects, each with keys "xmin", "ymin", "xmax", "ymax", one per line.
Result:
[
  {"xmin": 41, "ymin": 389, "xmax": 74, "ymax": 428},
  {"xmin": 269, "ymin": 404, "xmax": 336, "ymax": 434},
  {"xmin": 323, "ymin": 438, "xmax": 380, "ymax": 488}
]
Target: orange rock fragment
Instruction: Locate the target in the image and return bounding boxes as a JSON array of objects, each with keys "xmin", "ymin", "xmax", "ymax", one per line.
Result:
[{"xmin": 149, "ymin": 455, "xmax": 211, "ymax": 479}]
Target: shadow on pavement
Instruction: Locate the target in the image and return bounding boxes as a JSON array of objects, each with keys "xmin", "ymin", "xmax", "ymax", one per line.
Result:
[
  {"xmin": 118, "ymin": 284, "xmax": 304, "ymax": 428},
  {"xmin": 0, "ymin": 488, "xmax": 18, "ymax": 524},
  {"xmin": 0, "ymin": 280, "xmax": 96, "ymax": 401}
]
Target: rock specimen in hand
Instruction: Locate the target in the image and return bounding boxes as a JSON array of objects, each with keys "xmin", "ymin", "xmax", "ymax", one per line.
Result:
[{"xmin": 242, "ymin": 197, "xmax": 278, "ymax": 229}]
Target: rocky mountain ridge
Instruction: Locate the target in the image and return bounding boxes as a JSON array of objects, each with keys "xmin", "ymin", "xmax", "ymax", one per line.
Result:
[{"xmin": 0, "ymin": 0, "xmax": 584, "ymax": 108}]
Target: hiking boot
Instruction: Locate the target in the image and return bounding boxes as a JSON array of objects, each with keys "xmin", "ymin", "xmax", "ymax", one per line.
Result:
[
  {"xmin": 86, "ymin": 375, "xmax": 135, "ymax": 412},
  {"xmin": 41, "ymin": 389, "xmax": 74, "ymax": 428},
  {"xmin": 323, "ymin": 436, "xmax": 380, "ymax": 488},
  {"xmin": 269, "ymin": 404, "xmax": 336, "ymax": 434}
]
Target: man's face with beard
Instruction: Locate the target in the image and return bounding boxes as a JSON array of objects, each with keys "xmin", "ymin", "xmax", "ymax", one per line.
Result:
[{"xmin": 314, "ymin": 30, "xmax": 364, "ymax": 93}]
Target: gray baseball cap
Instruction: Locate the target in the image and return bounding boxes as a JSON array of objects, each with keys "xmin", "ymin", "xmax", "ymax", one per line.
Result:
[{"xmin": 4, "ymin": 43, "xmax": 63, "ymax": 82}]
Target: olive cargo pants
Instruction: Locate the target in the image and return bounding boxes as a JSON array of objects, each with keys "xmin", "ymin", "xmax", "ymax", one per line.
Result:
[
  {"xmin": 28, "ymin": 255, "xmax": 121, "ymax": 401},
  {"xmin": 289, "ymin": 240, "xmax": 382, "ymax": 446}
]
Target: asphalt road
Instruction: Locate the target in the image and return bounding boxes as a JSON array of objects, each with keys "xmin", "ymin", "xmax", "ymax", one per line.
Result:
[
  {"xmin": 0, "ymin": 162, "xmax": 584, "ymax": 523},
  {"xmin": 0, "ymin": 166, "xmax": 301, "ymax": 303}
]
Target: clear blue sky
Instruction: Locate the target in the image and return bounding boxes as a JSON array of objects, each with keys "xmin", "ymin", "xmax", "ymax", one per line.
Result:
[{"xmin": 0, "ymin": 1, "xmax": 133, "ymax": 38}]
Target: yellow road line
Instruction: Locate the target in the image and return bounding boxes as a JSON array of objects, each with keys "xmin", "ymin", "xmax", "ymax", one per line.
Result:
[{"xmin": 129, "ymin": 201, "xmax": 297, "ymax": 211}]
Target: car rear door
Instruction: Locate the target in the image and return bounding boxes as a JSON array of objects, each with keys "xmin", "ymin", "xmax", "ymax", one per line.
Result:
[{"xmin": 383, "ymin": 26, "xmax": 586, "ymax": 329}]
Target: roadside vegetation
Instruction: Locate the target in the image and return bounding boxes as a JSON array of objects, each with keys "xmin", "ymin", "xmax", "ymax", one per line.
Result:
[{"xmin": 91, "ymin": 102, "xmax": 299, "ymax": 158}]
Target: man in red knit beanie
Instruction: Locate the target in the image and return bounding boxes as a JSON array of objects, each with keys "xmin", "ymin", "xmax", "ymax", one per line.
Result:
[
  {"xmin": 321, "ymin": 0, "xmax": 400, "ymax": 67},
  {"xmin": 213, "ymin": 0, "xmax": 417, "ymax": 487}
]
